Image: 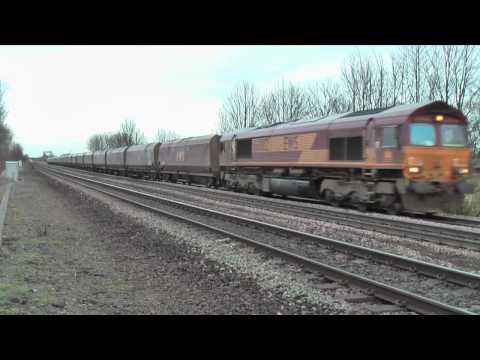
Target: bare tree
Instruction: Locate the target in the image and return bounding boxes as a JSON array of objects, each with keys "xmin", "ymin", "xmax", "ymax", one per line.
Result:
[
  {"xmin": 341, "ymin": 55, "xmax": 360, "ymax": 111},
  {"xmin": 154, "ymin": 129, "xmax": 180, "ymax": 143},
  {"xmin": 0, "ymin": 82, "xmax": 13, "ymax": 170},
  {"xmin": 466, "ymin": 98, "xmax": 480, "ymax": 155},
  {"xmin": 453, "ymin": 46, "xmax": 480, "ymax": 113},
  {"xmin": 372, "ymin": 54, "xmax": 389, "ymax": 108},
  {"xmin": 87, "ymin": 119, "xmax": 146, "ymax": 151},
  {"xmin": 307, "ymin": 80, "xmax": 349, "ymax": 117},
  {"xmin": 258, "ymin": 80, "xmax": 310, "ymax": 124},
  {"xmin": 424, "ymin": 46, "xmax": 442, "ymax": 101},
  {"xmin": 215, "ymin": 45, "xmax": 480, "ymax": 153},
  {"xmin": 357, "ymin": 55, "xmax": 374, "ymax": 110},
  {"xmin": 390, "ymin": 49, "xmax": 409, "ymax": 105},
  {"xmin": 118, "ymin": 119, "xmax": 146, "ymax": 146},
  {"xmin": 104, "ymin": 132, "xmax": 124, "ymax": 149},
  {"xmin": 341, "ymin": 53, "xmax": 378, "ymax": 111},
  {"xmin": 87, "ymin": 133, "xmax": 107, "ymax": 151},
  {"xmin": 8, "ymin": 142, "xmax": 23, "ymax": 161},
  {"xmin": 401, "ymin": 46, "xmax": 428, "ymax": 103},
  {"xmin": 218, "ymin": 81, "xmax": 261, "ymax": 133},
  {"xmin": 0, "ymin": 82, "xmax": 6, "ymax": 125}
]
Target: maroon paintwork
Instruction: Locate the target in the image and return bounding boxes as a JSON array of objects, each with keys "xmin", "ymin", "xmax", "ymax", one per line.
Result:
[{"xmin": 219, "ymin": 101, "xmax": 467, "ymax": 170}]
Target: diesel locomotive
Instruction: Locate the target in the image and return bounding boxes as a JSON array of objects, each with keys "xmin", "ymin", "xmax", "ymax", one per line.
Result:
[{"xmin": 48, "ymin": 101, "xmax": 475, "ymax": 214}]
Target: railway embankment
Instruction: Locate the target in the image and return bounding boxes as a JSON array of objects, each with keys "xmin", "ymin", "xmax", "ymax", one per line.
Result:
[{"xmin": 0, "ymin": 166, "xmax": 313, "ymax": 315}]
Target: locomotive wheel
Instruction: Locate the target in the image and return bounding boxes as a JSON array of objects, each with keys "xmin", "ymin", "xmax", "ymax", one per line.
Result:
[
  {"xmin": 324, "ymin": 189, "xmax": 339, "ymax": 207},
  {"xmin": 386, "ymin": 202, "xmax": 402, "ymax": 215},
  {"xmin": 355, "ymin": 203, "xmax": 368, "ymax": 212},
  {"xmin": 351, "ymin": 192, "xmax": 367, "ymax": 212},
  {"xmin": 383, "ymin": 195, "xmax": 402, "ymax": 215},
  {"xmin": 248, "ymin": 183, "xmax": 261, "ymax": 195}
]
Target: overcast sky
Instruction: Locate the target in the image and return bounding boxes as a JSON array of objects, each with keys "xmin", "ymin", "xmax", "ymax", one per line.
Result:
[{"xmin": 0, "ymin": 45, "xmax": 397, "ymax": 157}]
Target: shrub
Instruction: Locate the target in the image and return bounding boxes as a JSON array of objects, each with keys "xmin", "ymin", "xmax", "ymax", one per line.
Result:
[{"xmin": 462, "ymin": 177, "xmax": 480, "ymax": 216}]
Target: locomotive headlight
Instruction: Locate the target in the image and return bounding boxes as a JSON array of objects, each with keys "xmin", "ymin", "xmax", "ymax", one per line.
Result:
[
  {"xmin": 407, "ymin": 157, "xmax": 423, "ymax": 175},
  {"xmin": 452, "ymin": 158, "xmax": 469, "ymax": 176},
  {"xmin": 456, "ymin": 168, "xmax": 469, "ymax": 175}
]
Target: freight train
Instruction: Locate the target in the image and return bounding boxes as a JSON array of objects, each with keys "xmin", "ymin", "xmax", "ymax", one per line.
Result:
[{"xmin": 47, "ymin": 101, "xmax": 475, "ymax": 214}]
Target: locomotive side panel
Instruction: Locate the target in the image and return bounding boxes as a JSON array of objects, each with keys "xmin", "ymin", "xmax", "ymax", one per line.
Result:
[{"xmin": 220, "ymin": 118, "xmax": 403, "ymax": 170}]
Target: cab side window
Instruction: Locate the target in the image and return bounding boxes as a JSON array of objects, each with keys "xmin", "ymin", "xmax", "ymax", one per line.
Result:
[{"xmin": 382, "ymin": 126, "xmax": 397, "ymax": 147}]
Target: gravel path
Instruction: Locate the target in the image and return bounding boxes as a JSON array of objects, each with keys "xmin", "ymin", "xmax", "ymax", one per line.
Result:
[{"xmin": 0, "ymin": 166, "xmax": 333, "ymax": 315}]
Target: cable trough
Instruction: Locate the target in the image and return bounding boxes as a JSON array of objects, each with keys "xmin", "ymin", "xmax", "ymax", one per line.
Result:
[{"xmin": 38, "ymin": 165, "xmax": 480, "ymax": 315}]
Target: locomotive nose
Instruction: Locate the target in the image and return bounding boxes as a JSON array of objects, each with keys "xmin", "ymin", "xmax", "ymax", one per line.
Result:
[{"xmin": 404, "ymin": 147, "xmax": 470, "ymax": 182}]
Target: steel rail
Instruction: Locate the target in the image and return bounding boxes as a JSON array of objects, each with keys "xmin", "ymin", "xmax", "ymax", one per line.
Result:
[
  {"xmin": 37, "ymin": 166, "xmax": 476, "ymax": 315},
  {"xmin": 44, "ymin": 165, "xmax": 480, "ymax": 287},
  {"xmin": 36, "ymin": 167, "xmax": 478, "ymax": 314},
  {"xmin": 420, "ymin": 214, "xmax": 480, "ymax": 229},
  {"xmin": 47, "ymin": 164, "xmax": 480, "ymax": 251}
]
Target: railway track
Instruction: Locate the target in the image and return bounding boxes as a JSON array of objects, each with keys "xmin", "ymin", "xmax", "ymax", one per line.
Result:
[
  {"xmin": 46, "ymin": 164, "xmax": 480, "ymax": 251},
  {"xmin": 419, "ymin": 214, "xmax": 480, "ymax": 229},
  {"xmin": 37, "ymin": 165, "xmax": 480, "ymax": 315}
]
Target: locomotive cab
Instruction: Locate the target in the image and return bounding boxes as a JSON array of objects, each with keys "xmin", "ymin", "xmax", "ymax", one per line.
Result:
[{"xmin": 399, "ymin": 111, "xmax": 474, "ymax": 213}]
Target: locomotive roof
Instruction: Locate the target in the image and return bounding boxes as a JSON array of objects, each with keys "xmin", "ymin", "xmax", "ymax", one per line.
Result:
[{"xmin": 223, "ymin": 101, "xmax": 465, "ymax": 140}]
